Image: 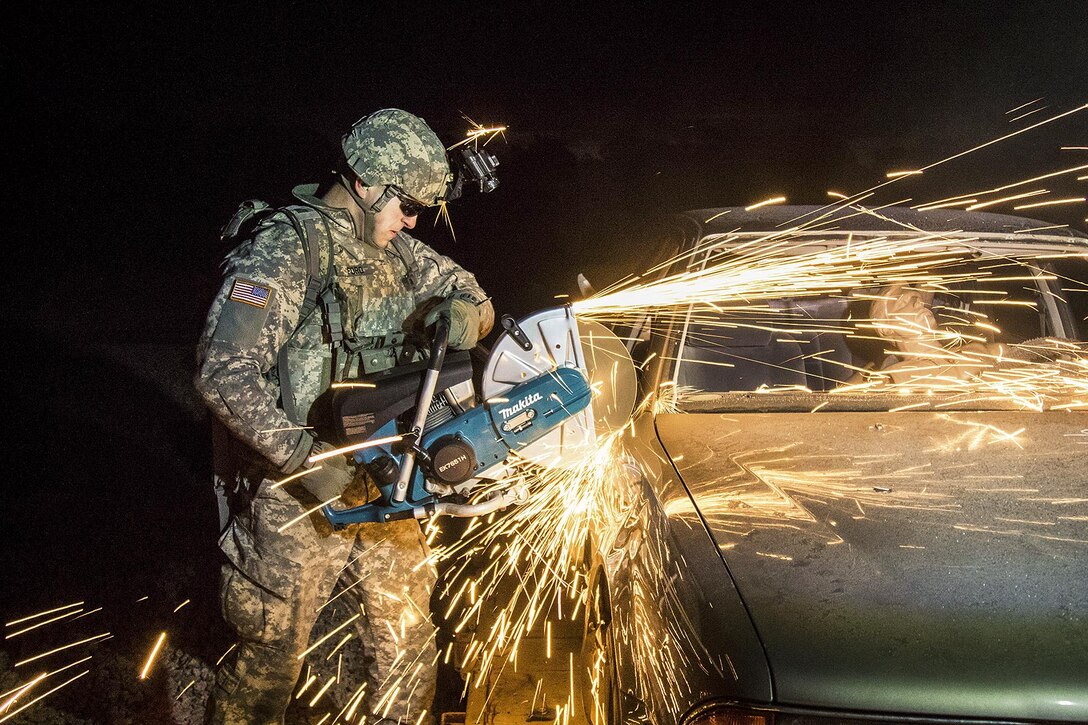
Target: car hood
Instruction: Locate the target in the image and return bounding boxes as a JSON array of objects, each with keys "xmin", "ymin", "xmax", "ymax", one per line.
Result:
[{"xmin": 655, "ymin": 411, "xmax": 1088, "ymax": 722}]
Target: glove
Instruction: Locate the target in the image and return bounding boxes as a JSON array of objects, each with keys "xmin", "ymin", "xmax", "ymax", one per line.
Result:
[
  {"xmin": 425, "ymin": 296, "xmax": 482, "ymax": 350},
  {"xmin": 299, "ymin": 442, "xmax": 354, "ymax": 502}
]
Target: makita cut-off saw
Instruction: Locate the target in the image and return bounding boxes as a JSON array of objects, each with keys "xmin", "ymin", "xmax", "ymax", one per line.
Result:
[{"xmin": 320, "ymin": 306, "xmax": 637, "ymax": 527}]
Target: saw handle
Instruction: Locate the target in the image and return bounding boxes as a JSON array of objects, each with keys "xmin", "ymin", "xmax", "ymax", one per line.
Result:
[
  {"xmin": 391, "ymin": 315, "xmax": 450, "ymax": 504},
  {"xmin": 429, "ymin": 312, "xmax": 450, "ymax": 370}
]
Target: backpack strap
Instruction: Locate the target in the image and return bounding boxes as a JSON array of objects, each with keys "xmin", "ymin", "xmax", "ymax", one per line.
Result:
[
  {"xmin": 389, "ymin": 232, "xmax": 421, "ymax": 289},
  {"xmin": 276, "ymin": 206, "xmax": 341, "ymax": 423}
]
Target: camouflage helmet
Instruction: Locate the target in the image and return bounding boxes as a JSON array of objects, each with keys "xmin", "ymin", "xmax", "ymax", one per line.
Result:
[{"xmin": 342, "ymin": 109, "xmax": 451, "ymax": 206}]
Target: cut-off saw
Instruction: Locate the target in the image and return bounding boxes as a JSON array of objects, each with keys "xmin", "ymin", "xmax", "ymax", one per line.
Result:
[{"xmin": 320, "ymin": 306, "xmax": 637, "ymax": 526}]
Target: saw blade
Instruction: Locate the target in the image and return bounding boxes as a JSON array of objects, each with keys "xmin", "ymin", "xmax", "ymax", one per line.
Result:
[{"xmin": 481, "ymin": 306, "xmax": 637, "ymax": 467}]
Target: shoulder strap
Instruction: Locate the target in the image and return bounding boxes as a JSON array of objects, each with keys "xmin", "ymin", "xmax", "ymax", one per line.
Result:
[
  {"xmin": 275, "ymin": 206, "xmax": 340, "ymax": 423},
  {"xmin": 282, "ymin": 207, "xmax": 327, "ymax": 321},
  {"xmin": 390, "ymin": 233, "xmax": 420, "ymax": 288}
]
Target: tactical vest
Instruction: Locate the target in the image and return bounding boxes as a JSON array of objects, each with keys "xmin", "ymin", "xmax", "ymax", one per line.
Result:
[{"xmin": 221, "ymin": 196, "xmax": 423, "ymax": 424}]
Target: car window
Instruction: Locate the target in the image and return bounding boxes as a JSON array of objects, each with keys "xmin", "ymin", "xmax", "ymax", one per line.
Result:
[{"xmin": 673, "ymin": 252, "xmax": 1087, "ymax": 409}]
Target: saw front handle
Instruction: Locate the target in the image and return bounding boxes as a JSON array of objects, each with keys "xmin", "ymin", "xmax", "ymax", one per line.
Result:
[{"xmin": 390, "ymin": 314, "xmax": 449, "ymax": 504}]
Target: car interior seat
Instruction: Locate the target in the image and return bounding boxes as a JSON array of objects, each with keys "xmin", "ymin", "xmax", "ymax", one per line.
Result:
[
  {"xmin": 678, "ymin": 317, "xmax": 807, "ymax": 391},
  {"xmin": 788, "ymin": 297, "xmax": 862, "ymax": 391}
]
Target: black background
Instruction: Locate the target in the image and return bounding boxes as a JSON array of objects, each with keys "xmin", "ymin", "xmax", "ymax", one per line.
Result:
[{"xmin": 7, "ymin": 2, "xmax": 1088, "ymax": 340}]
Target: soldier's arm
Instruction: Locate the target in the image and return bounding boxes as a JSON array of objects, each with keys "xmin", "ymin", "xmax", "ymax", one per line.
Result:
[
  {"xmin": 195, "ymin": 223, "xmax": 314, "ymax": 473},
  {"xmin": 399, "ymin": 233, "xmax": 495, "ymax": 338}
]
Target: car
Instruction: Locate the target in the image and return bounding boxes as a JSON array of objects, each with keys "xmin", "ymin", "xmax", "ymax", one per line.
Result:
[{"xmin": 581, "ymin": 206, "xmax": 1088, "ymax": 725}]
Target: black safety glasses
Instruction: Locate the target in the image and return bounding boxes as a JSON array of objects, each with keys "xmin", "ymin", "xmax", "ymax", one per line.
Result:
[{"xmin": 389, "ymin": 186, "xmax": 428, "ymax": 218}]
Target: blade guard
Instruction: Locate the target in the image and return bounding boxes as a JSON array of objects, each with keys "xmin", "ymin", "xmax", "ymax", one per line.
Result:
[{"xmin": 482, "ymin": 306, "xmax": 601, "ymax": 466}]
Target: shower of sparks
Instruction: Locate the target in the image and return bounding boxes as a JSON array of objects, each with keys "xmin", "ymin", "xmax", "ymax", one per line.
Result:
[
  {"xmin": 0, "ymin": 674, "xmax": 49, "ymax": 712},
  {"xmin": 4, "ymin": 608, "xmax": 84, "ymax": 639},
  {"xmin": 436, "ymin": 199, "xmax": 457, "ymax": 242},
  {"xmin": 662, "ymin": 445, "xmax": 958, "ymax": 541},
  {"xmin": 467, "ymin": 126, "xmax": 508, "ymax": 143},
  {"xmin": 271, "ymin": 465, "xmax": 323, "ymax": 490},
  {"xmin": 434, "ymin": 113, "xmax": 507, "ymax": 241},
  {"xmin": 574, "ymin": 224, "xmax": 985, "ymax": 321},
  {"xmin": 430, "ymin": 434, "xmax": 631, "ymax": 675},
  {"xmin": 307, "ymin": 434, "xmax": 406, "ymax": 463},
  {"xmin": 744, "ymin": 195, "xmax": 786, "ymax": 211},
  {"xmin": 1014, "ymin": 196, "xmax": 1086, "ymax": 210},
  {"xmin": 111, "ymin": 184, "xmax": 1084, "ymax": 720},
  {"xmin": 903, "ymin": 104, "xmax": 1087, "ymax": 179},
  {"xmin": 570, "ymin": 196, "xmax": 1088, "ymax": 418},
  {"xmin": 1006, "ymin": 97, "xmax": 1045, "ymax": 115},
  {"xmin": 915, "ymin": 164, "xmax": 1088, "ymax": 212},
  {"xmin": 428, "ymin": 109, "xmax": 1088, "ymax": 719},
  {"xmin": 297, "ymin": 613, "xmax": 361, "ymax": 660},
  {"xmin": 175, "ymin": 679, "xmax": 196, "ymax": 700},
  {"xmin": 138, "ymin": 632, "xmax": 167, "ymax": 680},
  {"xmin": 1009, "ymin": 107, "xmax": 1049, "ymax": 123},
  {"xmin": 927, "ymin": 414, "xmax": 1026, "ymax": 451},
  {"xmin": 0, "ymin": 656, "xmax": 92, "ymax": 714},
  {"xmin": 0, "ymin": 669, "xmax": 90, "ymax": 724},
  {"xmin": 447, "ymin": 117, "xmax": 508, "ymax": 150},
  {"xmin": 277, "ymin": 495, "xmax": 342, "ymax": 533},
  {"xmin": 5, "ymin": 602, "xmax": 84, "ymax": 628},
  {"xmin": 15, "ymin": 633, "xmax": 111, "ymax": 668},
  {"xmin": 965, "ymin": 189, "xmax": 1048, "ymax": 210},
  {"xmin": 424, "ymin": 383, "xmax": 768, "ymax": 721}
]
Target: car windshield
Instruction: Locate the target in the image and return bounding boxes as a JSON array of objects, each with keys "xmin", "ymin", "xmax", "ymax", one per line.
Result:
[{"xmin": 672, "ymin": 251, "xmax": 1088, "ymax": 412}]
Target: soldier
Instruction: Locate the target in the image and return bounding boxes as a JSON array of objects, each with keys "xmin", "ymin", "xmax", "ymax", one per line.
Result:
[{"xmin": 196, "ymin": 109, "xmax": 494, "ymax": 724}]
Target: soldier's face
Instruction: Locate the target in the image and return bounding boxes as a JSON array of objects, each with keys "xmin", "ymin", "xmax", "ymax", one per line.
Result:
[{"xmin": 360, "ymin": 184, "xmax": 417, "ymax": 247}]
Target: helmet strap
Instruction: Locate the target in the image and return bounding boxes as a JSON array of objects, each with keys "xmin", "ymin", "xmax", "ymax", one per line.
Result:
[{"xmin": 338, "ymin": 173, "xmax": 395, "ymax": 247}]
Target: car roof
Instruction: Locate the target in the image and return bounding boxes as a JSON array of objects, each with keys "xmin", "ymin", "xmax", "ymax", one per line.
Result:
[{"xmin": 680, "ymin": 205, "xmax": 1088, "ymax": 242}]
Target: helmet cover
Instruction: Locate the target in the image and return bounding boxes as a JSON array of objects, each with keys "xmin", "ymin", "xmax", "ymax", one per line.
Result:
[{"xmin": 342, "ymin": 109, "xmax": 451, "ymax": 205}]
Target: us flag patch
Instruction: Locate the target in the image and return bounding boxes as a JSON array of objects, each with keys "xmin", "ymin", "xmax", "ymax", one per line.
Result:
[{"xmin": 229, "ymin": 279, "xmax": 271, "ymax": 308}]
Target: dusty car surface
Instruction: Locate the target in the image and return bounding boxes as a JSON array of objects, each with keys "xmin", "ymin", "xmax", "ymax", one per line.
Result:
[{"xmin": 584, "ymin": 206, "xmax": 1088, "ymax": 725}]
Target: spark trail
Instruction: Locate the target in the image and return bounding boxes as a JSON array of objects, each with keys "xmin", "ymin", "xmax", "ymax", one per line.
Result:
[
  {"xmin": 430, "ymin": 103, "xmax": 1088, "ymax": 725},
  {"xmin": 5, "ymin": 106, "xmax": 1087, "ymax": 725}
]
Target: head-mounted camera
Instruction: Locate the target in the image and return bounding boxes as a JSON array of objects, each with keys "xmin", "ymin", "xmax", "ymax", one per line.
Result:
[{"xmin": 445, "ymin": 146, "xmax": 500, "ymax": 201}]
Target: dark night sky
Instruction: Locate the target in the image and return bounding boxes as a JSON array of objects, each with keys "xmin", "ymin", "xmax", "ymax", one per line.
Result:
[{"xmin": 6, "ymin": 2, "xmax": 1086, "ymax": 339}]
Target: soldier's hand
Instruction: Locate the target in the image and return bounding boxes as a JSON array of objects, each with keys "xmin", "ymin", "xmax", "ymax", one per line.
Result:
[
  {"xmin": 425, "ymin": 296, "xmax": 481, "ymax": 350},
  {"xmin": 300, "ymin": 442, "xmax": 354, "ymax": 502}
]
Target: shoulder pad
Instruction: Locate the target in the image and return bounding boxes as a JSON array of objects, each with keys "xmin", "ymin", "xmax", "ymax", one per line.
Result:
[
  {"xmin": 220, "ymin": 199, "xmax": 271, "ymax": 241},
  {"xmin": 256, "ymin": 205, "xmax": 321, "ymax": 230}
]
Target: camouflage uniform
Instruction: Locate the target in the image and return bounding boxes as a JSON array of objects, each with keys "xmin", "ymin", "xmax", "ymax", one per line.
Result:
[{"xmin": 196, "ymin": 182, "xmax": 491, "ymax": 724}]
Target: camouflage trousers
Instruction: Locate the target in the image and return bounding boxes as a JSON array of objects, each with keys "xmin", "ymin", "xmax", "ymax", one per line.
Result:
[{"xmin": 207, "ymin": 481, "xmax": 438, "ymax": 725}]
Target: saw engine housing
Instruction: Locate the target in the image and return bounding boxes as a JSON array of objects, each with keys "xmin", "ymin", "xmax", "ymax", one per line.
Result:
[{"xmin": 323, "ymin": 366, "xmax": 590, "ymax": 525}]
